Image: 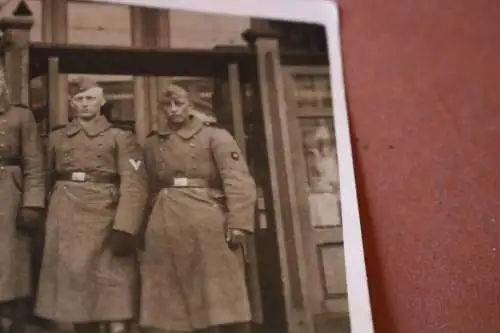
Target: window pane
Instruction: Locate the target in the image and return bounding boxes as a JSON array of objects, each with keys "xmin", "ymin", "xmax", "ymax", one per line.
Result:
[
  {"xmin": 289, "ymin": 71, "xmax": 340, "ymax": 228},
  {"xmin": 300, "ymin": 117, "xmax": 341, "ymax": 228},
  {"xmin": 26, "ymin": 0, "xmax": 42, "ymax": 42},
  {"xmin": 67, "ymin": 2, "xmax": 131, "ymax": 46},
  {"xmin": 294, "ymin": 74, "xmax": 332, "ymax": 110}
]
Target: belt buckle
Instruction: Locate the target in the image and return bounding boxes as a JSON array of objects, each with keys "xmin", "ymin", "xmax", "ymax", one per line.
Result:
[
  {"xmin": 173, "ymin": 177, "xmax": 188, "ymax": 187},
  {"xmin": 71, "ymin": 172, "xmax": 86, "ymax": 182}
]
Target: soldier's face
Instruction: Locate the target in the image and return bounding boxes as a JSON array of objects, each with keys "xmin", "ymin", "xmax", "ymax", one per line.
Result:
[
  {"xmin": 71, "ymin": 90, "xmax": 103, "ymax": 120},
  {"xmin": 163, "ymin": 96, "xmax": 191, "ymax": 124}
]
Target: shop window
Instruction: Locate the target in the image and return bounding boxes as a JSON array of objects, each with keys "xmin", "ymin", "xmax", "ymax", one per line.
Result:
[
  {"xmin": 294, "ymin": 74, "xmax": 332, "ymax": 110},
  {"xmin": 67, "ymin": 1, "xmax": 131, "ymax": 46},
  {"xmin": 300, "ymin": 117, "xmax": 341, "ymax": 228},
  {"xmin": 288, "ymin": 71, "xmax": 341, "ymax": 228}
]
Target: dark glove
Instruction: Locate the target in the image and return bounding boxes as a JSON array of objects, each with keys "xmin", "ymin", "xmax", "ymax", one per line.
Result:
[
  {"xmin": 225, "ymin": 228, "xmax": 248, "ymax": 250},
  {"xmin": 110, "ymin": 230, "xmax": 136, "ymax": 257},
  {"xmin": 17, "ymin": 207, "xmax": 44, "ymax": 232}
]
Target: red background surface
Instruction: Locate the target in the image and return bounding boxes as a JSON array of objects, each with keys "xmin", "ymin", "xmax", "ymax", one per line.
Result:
[{"xmin": 336, "ymin": 0, "xmax": 500, "ymax": 332}]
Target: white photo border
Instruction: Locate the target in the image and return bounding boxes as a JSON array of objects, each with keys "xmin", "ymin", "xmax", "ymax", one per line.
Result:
[{"xmin": 95, "ymin": 0, "xmax": 374, "ymax": 332}]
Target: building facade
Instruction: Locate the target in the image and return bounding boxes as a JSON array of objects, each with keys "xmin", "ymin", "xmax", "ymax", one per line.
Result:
[
  {"xmin": 23, "ymin": 0, "xmax": 254, "ymax": 124},
  {"xmin": 0, "ymin": 1, "xmax": 349, "ymax": 333}
]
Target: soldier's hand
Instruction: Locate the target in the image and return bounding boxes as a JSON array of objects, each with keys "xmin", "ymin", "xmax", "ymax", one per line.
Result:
[
  {"xmin": 17, "ymin": 207, "xmax": 44, "ymax": 232},
  {"xmin": 110, "ymin": 230, "xmax": 136, "ymax": 257},
  {"xmin": 225, "ymin": 228, "xmax": 247, "ymax": 250}
]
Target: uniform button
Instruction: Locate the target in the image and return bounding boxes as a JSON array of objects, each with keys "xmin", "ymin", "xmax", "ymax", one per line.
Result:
[
  {"xmin": 0, "ymin": 131, "xmax": 4, "ymax": 135},
  {"xmin": 189, "ymin": 143, "xmax": 195, "ymax": 147},
  {"xmin": 0, "ymin": 144, "xmax": 4, "ymax": 148}
]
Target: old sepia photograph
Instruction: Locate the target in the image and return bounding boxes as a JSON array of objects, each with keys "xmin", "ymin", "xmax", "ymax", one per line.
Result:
[{"xmin": 0, "ymin": 0, "xmax": 372, "ymax": 332}]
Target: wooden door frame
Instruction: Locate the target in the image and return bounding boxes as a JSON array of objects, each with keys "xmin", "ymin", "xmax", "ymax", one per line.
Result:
[
  {"xmin": 28, "ymin": 43, "xmax": 256, "ymax": 141},
  {"xmin": 245, "ymin": 30, "xmax": 318, "ymax": 333},
  {"xmin": 281, "ymin": 66, "xmax": 325, "ymax": 317},
  {"xmin": 282, "ymin": 65, "xmax": 350, "ymax": 333}
]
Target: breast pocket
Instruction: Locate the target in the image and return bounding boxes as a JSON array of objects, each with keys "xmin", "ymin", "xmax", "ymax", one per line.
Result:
[
  {"xmin": 55, "ymin": 143, "xmax": 75, "ymax": 169},
  {"xmin": 153, "ymin": 147, "xmax": 174, "ymax": 180},
  {"xmin": 89, "ymin": 136, "xmax": 118, "ymax": 171}
]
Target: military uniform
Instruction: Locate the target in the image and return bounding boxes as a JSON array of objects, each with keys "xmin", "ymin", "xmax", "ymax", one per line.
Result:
[
  {"xmin": 139, "ymin": 113, "xmax": 257, "ymax": 333},
  {"xmin": 0, "ymin": 101, "xmax": 45, "ymax": 329},
  {"xmin": 35, "ymin": 82, "xmax": 148, "ymax": 327}
]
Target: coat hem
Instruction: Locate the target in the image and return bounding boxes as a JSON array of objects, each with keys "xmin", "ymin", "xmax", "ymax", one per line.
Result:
[
  {"xmin": 0, "ymin": 292, "xmax": 31, "ymax": 303},
  {"xmin": 139, "ymin": 319, "xmax": 252, "ymax": 332},
  {"xmin": 34, "ymin": 311, "xmax": 135, "ymax": 324}
]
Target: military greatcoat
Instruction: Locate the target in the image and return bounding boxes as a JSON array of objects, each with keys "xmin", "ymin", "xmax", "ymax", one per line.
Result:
[
  {"xmin": 0, "ymin": 104, "xmax": 45, "ymax": 302},
  {"xmin": 139, "ymin": 116, "xmax": 257, "ymax": 332},
  {"xmin": 35, "ymin": 115, "xmax": 148, "ymax": 323}
]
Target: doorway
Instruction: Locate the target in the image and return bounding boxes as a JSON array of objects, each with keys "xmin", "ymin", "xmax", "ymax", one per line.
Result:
[{"xmin": 27, "ymin": 42, "xmax": 287, "ymax": 333}]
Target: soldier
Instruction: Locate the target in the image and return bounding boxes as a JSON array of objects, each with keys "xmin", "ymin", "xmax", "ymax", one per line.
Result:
[
  {"xmin": 139, "ymin": 84, "xmax": 257, "ymax": 333},
  {"xmin": 0, "ymin": 71, "xmax": 45, "ymax": 333},
  {"xmin": 35, "ymin": 77, "xmax": 148, "ymax": 333}
]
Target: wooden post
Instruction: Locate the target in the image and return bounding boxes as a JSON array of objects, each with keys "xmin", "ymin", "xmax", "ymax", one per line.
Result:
[
  {"xmin": 0, "ymin": 0, "xmax": 34, "ymax": 106},
  {"xmin": 130, "ymin": 7, "xmax": 151, "ymax": 144},
  {"xmin": 242, "ymin": 28, "xmax": 315, "ymax": 333},
  {"xmin": 130, "ymin": 7, "xmax": 166, "ymax": 144},
  {"xmin": 153, "ymin": 8, "xmax": 172, "ymax": 133}
]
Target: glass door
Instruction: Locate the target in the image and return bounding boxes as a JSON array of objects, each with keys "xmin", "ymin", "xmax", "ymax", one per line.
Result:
[{"xmin": 282, "ymin": 65, "xmax": 350, "ymax": 333}]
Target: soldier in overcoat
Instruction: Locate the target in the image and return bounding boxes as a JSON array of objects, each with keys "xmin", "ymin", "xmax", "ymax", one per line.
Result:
[
  {"xmin": 0, "ymin": 71, "xmax": 45, "ymax": 333},
  {"xmin": 35, "ymin": 77, "xmax": 148, "ymax": 333},
  {"xmin": 139, "ymin": 84, "xmax": 257, "ymax": 333}
]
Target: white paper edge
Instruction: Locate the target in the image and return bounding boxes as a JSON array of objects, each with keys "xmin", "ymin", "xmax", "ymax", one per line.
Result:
[{"xmin": 88, "ymin": 0, "xmax": 375, "ymax": 332}]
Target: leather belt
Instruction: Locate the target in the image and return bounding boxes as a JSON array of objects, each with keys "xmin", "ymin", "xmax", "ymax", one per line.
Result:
[
  {"xmin": 0, "ymin": 157, "xmax": 21, "ymax": 167},
  {"xmin": 160, "ymin": 177, "xmax": 211, "ymax": 188},
  {"xmin": 55, "ymin": 171, "xmax": 120, "ymax": 184}
]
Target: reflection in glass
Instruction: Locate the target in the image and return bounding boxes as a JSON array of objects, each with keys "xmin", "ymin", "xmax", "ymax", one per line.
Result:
[{"xmin": 301, "ymin": 117, "xmax": 341, "ymax": 227}]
